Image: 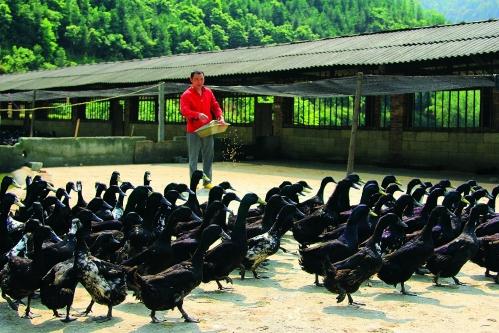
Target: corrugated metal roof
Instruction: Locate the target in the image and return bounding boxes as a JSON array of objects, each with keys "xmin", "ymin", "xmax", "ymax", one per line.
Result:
[{"xmin": 0, "ymin": 20, "xmax": 498, "ymax": 92}]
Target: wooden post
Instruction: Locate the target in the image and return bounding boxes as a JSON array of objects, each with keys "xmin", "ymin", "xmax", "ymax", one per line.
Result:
[
  {"xmin": 157, "ymin": 82, "xmax": 165, "ymax": 142},
  {"xmin": 74, "ymin": 118, "xmax": 81, "ymax": 137},
  {"xmin": 346, "ymin": 72, "xmax": 363, "ymax": 175},
  {"xmin": 30, "ymin": 90, "xmax": 36, "ymax": 137}
]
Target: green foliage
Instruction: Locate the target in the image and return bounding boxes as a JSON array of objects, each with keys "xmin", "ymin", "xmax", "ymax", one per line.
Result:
[
  {"xmin": 0, "ymin": 0, "xmax": 447, "ymax": 73},
  {"xmin": 47, "ymin": 101, "xmax": 72, "ymax": 120},
  {"xmin": 413, "ymin": 90, "xmax": 481, "ymax": 128},
  {"xmin": 85, "ymin": 100, "xmax": 110, "ymax": 120},
  {"xmin": 293, "ymin": 97, "xmax": 366, "ymax": 127},
  {"xmin": 223, "ymin": 96, "xmax": 255, "ymax": 124},
  {"xmin": 137, "ymin": 98, "xmax": 156, "ymax": 122}
]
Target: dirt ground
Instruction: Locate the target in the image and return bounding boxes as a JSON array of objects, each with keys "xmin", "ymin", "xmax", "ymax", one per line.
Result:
[{"xmin": 1, "ymin": 160, "xmax": 498, "ymax": 333}]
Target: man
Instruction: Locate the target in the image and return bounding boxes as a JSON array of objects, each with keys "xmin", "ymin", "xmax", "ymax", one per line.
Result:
[{"xmin": 180, "ymin": 70, "xmax": 224, "ymax": 188}]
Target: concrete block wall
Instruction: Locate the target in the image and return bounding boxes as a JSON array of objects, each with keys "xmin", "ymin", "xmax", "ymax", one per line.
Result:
[
  {"xmin": 402, "ymin": 132, "xmax": 499, "ymax": 172},
  {"xmin": 35, "ymin": 120, "xmax": 74, "ymax": 136},
  {"xmin": 280, "ymin": 128, "xmax": 390, "ymax": 164},
  {"xmin": 16, "ymin": 136, "xmax": 147, "ymax": 168},
  {"xmin": 0, "ymin": 144, "xmax": 26, "ymax": 171},
  {"xmin": 134, "ymin": 139, "xmax": 187, "ymax": 163}
]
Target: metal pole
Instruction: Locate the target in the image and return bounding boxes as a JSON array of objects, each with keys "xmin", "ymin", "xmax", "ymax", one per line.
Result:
[
  {"xmin": 346, "ymin": 72, "xmax": 363, "ymax": 175},
  {"xmin": 157, "ymin": 82, "xmax": 165, "ymax": 142},
  {"xmin": 30, "ymin": 90, "xmax": 36, "ymax": 137}
]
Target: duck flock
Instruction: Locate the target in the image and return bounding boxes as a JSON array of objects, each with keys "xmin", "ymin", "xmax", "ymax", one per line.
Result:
[{"xmin": 0, "ymin": 170, "xmax": 497, "ymax": 325}]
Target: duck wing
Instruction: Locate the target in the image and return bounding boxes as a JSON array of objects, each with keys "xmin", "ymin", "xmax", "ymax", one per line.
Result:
[
  {"xmin": 332, "ymin": 248, "xmax": 370, "ymax": 271},
  {"xmin": 92, "ymin": 257, "xmax": 125, "ymax": 280},
  {"xmin": 433, "ymin": 237, "xmax": 471, "ymax": 256},
  {"xmin": 145, "ymin": 262, "xmax": 197, "ymax": 290},
  {"xmin": 122, "ymin": 248, "xmax": 153, "ymax": 267}
]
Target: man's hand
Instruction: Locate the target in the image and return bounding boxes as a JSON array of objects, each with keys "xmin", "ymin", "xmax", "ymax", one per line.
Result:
[
  {"xmin": 198, "ymin": 113, "xmax": 208, "ymax": 122},
  {"xmin": 217, "ymin": 115, "xmax": 225, "ymax": 123}
]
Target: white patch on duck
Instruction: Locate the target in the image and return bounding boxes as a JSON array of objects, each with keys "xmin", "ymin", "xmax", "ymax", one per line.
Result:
[
  {"xmin": 112, "ymin": 207, "xmax": 123, "ymax": 220},
  {"xmin": 246, "ymin": 233, "xmax": 278, "ymax": 268},
  {"xmin": 7, "ymin": 234, "xmax": 29, "ymax": 257},
  {"xmin": 6, "ymin": 215, "xmax": 24, "ymax": 233},
  {"xmin": 76, "ymin": 252, "xmax": 126, "ymax": 305}
]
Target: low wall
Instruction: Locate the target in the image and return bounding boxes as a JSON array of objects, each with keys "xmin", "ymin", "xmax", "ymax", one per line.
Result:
[
  {"xmin": 2, "ymin": 122, "xmax": 497, "ymax": 173},
  {"xmin": 280, "ymin": 128, "xmax": 390, "ymax": 165},
  {"xmin": 401, "ymin": 131, "xmax": 499, "ymax": 173},
  {"xmin": 0, "ymin": 136, "xmax": 148, "ymax": 172},
  {"xmin": 279, "ymin": 128, "xmax": 499, "ymax": 173}
]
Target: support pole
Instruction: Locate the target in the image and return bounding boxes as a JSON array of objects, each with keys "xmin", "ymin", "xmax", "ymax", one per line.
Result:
[
  {"xmin": 157, "ymin": 82, "xmax": 165, "ymax": 142},
  {"xmin": 346, "ymin": 72, "xmax": 363, "ymax": 175},
  {"xmin": 30, "ymin": 90, "xmax": 36, "ymax": 137},
  {"xmin": 74, "ymin": 118, "xmax": 81, "ymax": 137}
]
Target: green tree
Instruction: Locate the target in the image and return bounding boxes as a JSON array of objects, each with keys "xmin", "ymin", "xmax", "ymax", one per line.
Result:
[
  {"xmin": 0, "ymin": 0, "xmax": 448, "ymax": 73},
  {"xmin": 1, "ymin": 46, "xmax": 37, "ymax": 72}
]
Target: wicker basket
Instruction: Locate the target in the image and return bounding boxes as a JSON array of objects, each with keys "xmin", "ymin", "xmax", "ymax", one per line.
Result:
[{"xmin": 195, "ymin": 120, "xmax": 230, "ymax": 138}]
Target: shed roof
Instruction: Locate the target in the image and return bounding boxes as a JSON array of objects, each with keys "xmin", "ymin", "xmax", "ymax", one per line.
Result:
[{"xmin": 0, "ymin": 20, "xmax": 498, "ymax": 92}]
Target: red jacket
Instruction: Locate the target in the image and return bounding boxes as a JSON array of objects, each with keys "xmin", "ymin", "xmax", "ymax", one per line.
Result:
[{"xmin": 180, "ymin": 86, "xmax": 223, "ymax": 133}]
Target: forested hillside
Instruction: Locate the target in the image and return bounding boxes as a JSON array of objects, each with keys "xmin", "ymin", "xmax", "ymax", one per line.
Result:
[
  {"xmin": 419, "ymin": 0, "xmax": 499, "ymax": 23},
  {"xmin": 0, "ymin": 0, "xmax": 446, "ymax": 74}
]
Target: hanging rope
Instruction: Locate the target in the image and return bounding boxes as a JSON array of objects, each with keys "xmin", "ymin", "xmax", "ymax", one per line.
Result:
[{"xmin": 0, "ymin": 83, "xmax": 163, "ymax": 112}]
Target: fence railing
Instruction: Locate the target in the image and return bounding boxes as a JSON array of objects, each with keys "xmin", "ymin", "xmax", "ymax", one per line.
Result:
[
  {"xmin": 288, "ymin": 96, "xmax": 366, "ymax": 128},
  {"xmin": 47, "ymin": 100, "xmax": 72, "ymax": 120},
  {"xmin": 0, "ymin": 89, "xmax": 490, "ymax": 132},
  {"xmin": 221, "ymin": 95, "xmax": 255, "ymax": 125},
  {"xmin": 85, "ymin": 99, "xmax": 110, "ymax": 120},
  {"xmin": 411, "ymin": 90, "xmax": 481, "ymax": 129}
]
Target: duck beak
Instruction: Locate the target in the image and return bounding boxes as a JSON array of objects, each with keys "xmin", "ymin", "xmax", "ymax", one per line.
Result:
[
  {"xmin": 461, "ymin": 197, "xmax": 470, "ymax": 205},
  {"xmin": 395, "ymin": 180, "xmax": 403, "ymax": 186},
  {"xmin": 12, "ymin": 179, "xmax": 22, "ymax": 188},
  {"xmin": 111, "ymin": 237, "xmax": 121, "ymax": 246},
  {"xmin": 14, "ymin": 198, "xmax": 25, "ymax": 208},
  {"xmin": 397, "ymin": 219, "xmax": 408, "ymax": 228},
  {"xmin": 369, "ymin": 210, "xmax": 378, "ymax": 217},
  {"xmin": 92, "ymin": 214, "xmax": 103, "ymax": 223},
  {"xmin": 49, "ymin": 230, "xmax": 63, "ymax": 243},
  {"xmin": 257, "ymin": 197, "xmax": 266, "ymax": 205},
  {"xmin": 352, "ymin": 183, "xmax": 361, "ymax": 190},
  {"xmin": 485, "ymin": 192, "xmax": 494, "ymax": 200},
  {"xmin": 179, "ymin": 192, "xmax": 189, "ymax": 201},
  {"xmin": 379, "ymin": 189, "xmax": 388, "ymax": 196},
  {"xmin": 220, "ymin": 229, "xmax": 231, "ymax": 241},
  {"xmin": 47, "ymin": 183, "xmax": 57, "ymax": 193},
  {"xmin": 295, "ymin": 208, "xmax": 306, "ymax": 219}
]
